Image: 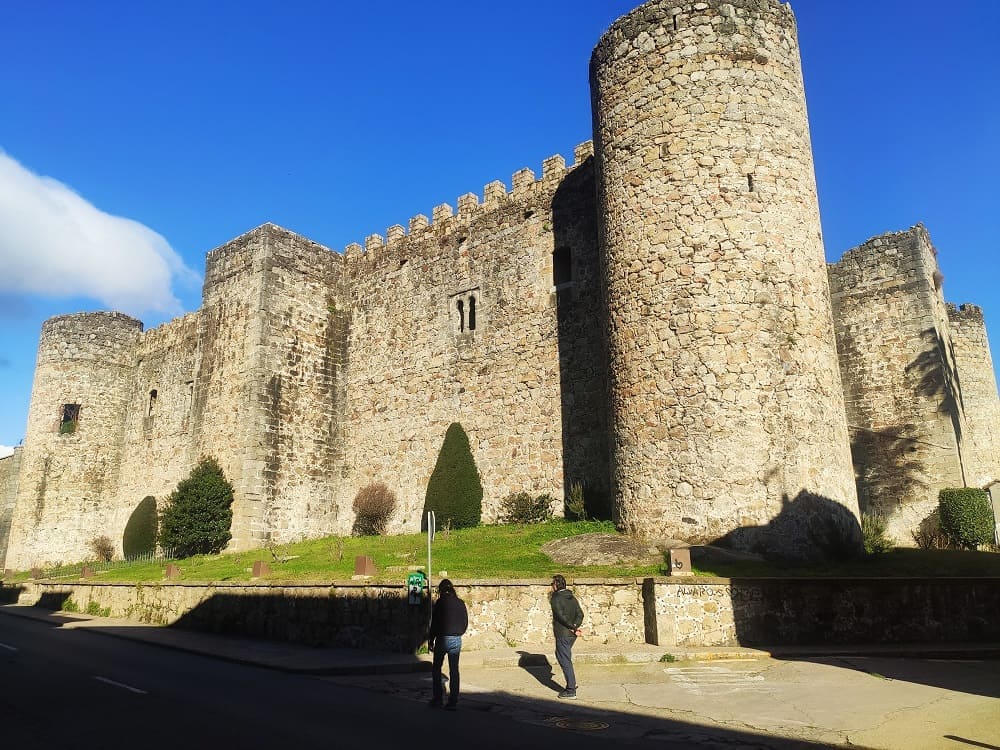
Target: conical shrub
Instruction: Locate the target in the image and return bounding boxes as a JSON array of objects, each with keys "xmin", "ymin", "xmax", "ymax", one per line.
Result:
[{"xmin": 423, "ymin": 423, "xmax": 482, "ymax": 530}]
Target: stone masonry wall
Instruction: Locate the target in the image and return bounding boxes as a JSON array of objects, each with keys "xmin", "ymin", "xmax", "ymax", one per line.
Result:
[
  {"xmin": 9, "ymin": 576, "xmax": 999, "ymax": 650},
  {"xmin": 0, "ymin": 448, "xmax": 23, "ymax": 568},
  {"xmin": 947, "ymin": 304, "xmax": 1000, "ymax": 488},
  {"xmin": 251, "ymin": 226, "xmax": 347, "ymax": 543},
  {"xmin": 5, "ymin": 313, "xmax": 142, "ymax": 568},
  {"xmin": 191, "ymin": 228, "xmax": 273, "ymax": 551},
  {"xmin": 338, "ymin": 145, "xmax": 608, "ymax": 532},
  {"xmin": 829, "ymin": 226, "xmax": 967, "ymax": 543},
  {"xmin": 114, "ymin": 313, "xmax": 201, "ymax": 551},
  {"xmin": 590, "ymin": 0, "xmax": 860, "ymax": 559}
]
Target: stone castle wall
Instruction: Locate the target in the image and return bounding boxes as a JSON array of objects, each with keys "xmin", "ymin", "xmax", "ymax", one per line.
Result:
[
  {"xmin": 828, "ymin": 226, "xmax": 970, "ymax": 542},
  {"xmin": 113, "ymin": 313, "xmax": 201, "ymax": 549},
  {"xmin": 947, "ymin": 303, "xmax": 1000, "ymax": 488},
  {"xmin": 0, "ymin": 448, "xmax": 23, "ymax": 567},
  {"xmin": 5, "ymin": 313, "xmax": 143, "ymax": 566},
  {"xmin": 3, "ymin": 0, "xmax": 998, "ymax": 569},
  {"xmin": 338, "ymin": 145, "xmax": 609, "ymax": 531},
  {"xmin": 590, "ymin": 0, "xmax": 859, "ymax": 559}
]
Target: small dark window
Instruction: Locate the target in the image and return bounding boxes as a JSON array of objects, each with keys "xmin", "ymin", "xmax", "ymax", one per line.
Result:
[
  {"xmin": 747, "ymin": 174, "xmax": 755, "ymax": 192},
  {"xmin": 457, "ymin": 299, "xmax": 465, "ymax": 333},
  {"xmin": 60, "ymin": 403, "xmax": 80, "ymax": 434},
  {"xmin": 468, "ymin": 295, "xmax": 477, "ymax": 331},
  {"xmin": 553, "ymin": 247, "xmax": 572, "ymax": 286},
  {"xmin": 148, "ymin": 389, "xmax": 158, "ymax": 417}
]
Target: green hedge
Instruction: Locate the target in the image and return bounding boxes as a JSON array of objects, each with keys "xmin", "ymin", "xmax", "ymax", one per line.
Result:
[{"xmin": 938, "ymin": 488, "xmax": 995, "ymax": 550}]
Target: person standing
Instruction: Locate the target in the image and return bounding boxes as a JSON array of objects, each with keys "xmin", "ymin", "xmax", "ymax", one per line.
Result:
[
  {"xmin": 549, "ymin": 574, "xmax": 584, "ymax": 699},
  {"xmin": 427, "ymin": 578, "xmax": 468, "ymax": 710}
]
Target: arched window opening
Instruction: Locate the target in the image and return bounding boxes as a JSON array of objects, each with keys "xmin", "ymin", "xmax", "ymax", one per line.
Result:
[
  {"xmin": 148, "ymin": 389, "xmax": 158, "ymax": 417},
  {"xmin": 457, "ymin": 299, "xmax": 465, "ymax": 333},
  {"xmin": 468, "ymin": 295, "xmax": 477, "ymax": 331}
]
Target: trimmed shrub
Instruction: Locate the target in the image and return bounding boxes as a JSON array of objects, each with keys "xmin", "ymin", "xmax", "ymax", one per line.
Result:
[
  {"xmin": 423, "ymin": 423, "xmax": 482, "ymax": 530},
  {"xmin": 938, "ymin": 488, "xmax": 995, "ymax": 550},
  {"xmin": 912, "ymin": 508, "xmax": 949, "ymax": 550},
  {"xmin": 565, "ymin": 481, "xmax": 587, "ymax": 521},
  {"xmin": 90, "ymin": 535, "xmax": 114, "ymax": 562},
  {"xmin": 352, "ymin": 482, "xmax": 396, "ymax": 536},
  {"xmin": 159, "ymin": 456, "xmax": 234, "ymax": 558},
  {"xmin": 123, "ymin": 495, "xmax": 158, "ymax": 559},
  {"xmin": 498, "ymin": 492, "xmax": 555, "ymax": 525},
  {"xmin": 860, "ymin": 511, "xmax": 893, "ymax": 555}
]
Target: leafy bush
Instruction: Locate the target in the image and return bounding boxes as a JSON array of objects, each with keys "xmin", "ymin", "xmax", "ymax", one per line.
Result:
[
  {"xmin": 90, "ymin": 535, "xmax": 115, "ymax": 562},
  {"xmin": 423, "ymin": 423, "xmax": 482, "ymax": 530},
  {"xmin": 912, "ymin": 509, "xmax": 949, "ymax": 550},
  {"xmin": 860, "ymin": 511, "xmax": 893, "ymax": 554},
  {"xmin": 938, "ymin": 488, "xmax": 995, "ymax": 550},
  {"xmin": 565, "ymin": 481, "xmax": 587, "ymax": 521},
  {"xmin": 352, "ymin": 482, "xmax": 396, "ymax": 536},
  {"xmin": 498, "ymin": 492, "xmax": 555, "ymax": 524},
  {"xmin": 123, "ymin": 496, "xmax": 158, "ymax": 559},
  {"xmin": 159, "ymin": 457, "xmax": 234, "ymax": 558}
]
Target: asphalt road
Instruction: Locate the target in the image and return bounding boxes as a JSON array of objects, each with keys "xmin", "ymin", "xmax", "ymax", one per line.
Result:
[{"xmin": 1, "ymin": 612, "xmax": 852, "ymax": 749}]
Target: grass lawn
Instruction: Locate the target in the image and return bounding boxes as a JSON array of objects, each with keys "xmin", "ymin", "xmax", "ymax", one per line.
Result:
[{"xmin": 4, "ymin": 519, "xmax": 999, "ymax": 584}]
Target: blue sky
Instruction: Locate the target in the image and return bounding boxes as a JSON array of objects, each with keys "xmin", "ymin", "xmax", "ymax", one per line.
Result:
[{"xmin": 1, "ymin": 0, "xmax": 998, "ymax": 453}]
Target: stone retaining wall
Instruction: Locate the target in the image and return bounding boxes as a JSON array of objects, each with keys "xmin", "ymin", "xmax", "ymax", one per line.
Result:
[{"xmin": 4, "ymin": 577, "xmax": 997, "ymax": 652}]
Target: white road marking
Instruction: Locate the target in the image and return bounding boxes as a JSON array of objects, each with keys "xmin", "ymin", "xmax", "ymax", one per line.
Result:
[
  {"xmin": 93, "ymin": 676, "xmax": 147, "ymax": 694},
  {"xmin": 0, "ymin": 642, "xmax": 18, "ymax": 651}
]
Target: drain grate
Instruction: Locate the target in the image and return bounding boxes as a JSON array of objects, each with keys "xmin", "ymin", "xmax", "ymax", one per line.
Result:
[{"xmin": 553, "ymin": 718, "xmax": 610, "ymax": 731}]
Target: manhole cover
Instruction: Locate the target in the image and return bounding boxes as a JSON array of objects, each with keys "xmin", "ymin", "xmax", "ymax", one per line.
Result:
[{"xmin": 553, "ymin": 718, "xmax": 609, "ymax": 731}]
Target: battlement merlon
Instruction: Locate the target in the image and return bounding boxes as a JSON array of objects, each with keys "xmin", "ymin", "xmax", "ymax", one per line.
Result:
[
  {"xmin": 947, "ymin": 302, "xmax": 985, "ymax": 323},
  {"xmin": 339, "ymin": 141, "xmax": 594, "ymax": 267}
]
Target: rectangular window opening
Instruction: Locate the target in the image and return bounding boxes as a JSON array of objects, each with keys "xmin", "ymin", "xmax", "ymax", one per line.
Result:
[{"xmin": 60, "ymin": 403, "xmax": 80, "ymax": 434}]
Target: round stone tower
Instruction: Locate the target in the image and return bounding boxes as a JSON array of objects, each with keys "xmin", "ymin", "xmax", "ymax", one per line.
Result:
[
  {"xmin": 591, "ymin": 0, "xmax": 861, "ymax": 560},
  {"xmin": 5, "ymin": 312, "xmax": 142, "ymax": 568}
]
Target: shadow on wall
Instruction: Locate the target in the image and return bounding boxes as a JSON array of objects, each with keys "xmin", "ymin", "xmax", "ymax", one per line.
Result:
[
  {"xmin": 850, "ymin": 423, "xmax": 928, "ymax": 516},
  {"xmin": 906, "ymin": 326, "xmax": 966, "ymax": 456},
  {"xmin": 169, "ymin": 591, "xmax": 432, "ymax": 654},
  {"xmin": 550, "ymin": 156, "xmax": 613, "ymax": 521},
  {"xmin": 713, "ymin": 490, "xmax": 864, "ymax": 563},
  {"xmin": 0, "ymin": 584, "xmax": 25, "ymax": 604}
]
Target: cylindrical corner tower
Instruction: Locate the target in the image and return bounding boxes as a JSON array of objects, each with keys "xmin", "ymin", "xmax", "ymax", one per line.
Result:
[
  {"xmin": 591, "ymin": 0, "xmax": 861, "ymax": 560},
  {"xmin": 5, "ymin": 312, "xmax": 142, "ymax": 568}
]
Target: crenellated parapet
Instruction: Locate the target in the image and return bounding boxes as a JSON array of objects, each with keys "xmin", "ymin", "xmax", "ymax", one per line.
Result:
[{"xmin": 338, "ymin": 142, "xmax": 593, "ymax": 272}]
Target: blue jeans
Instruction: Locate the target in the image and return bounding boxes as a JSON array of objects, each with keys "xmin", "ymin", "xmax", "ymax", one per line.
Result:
[
  {"xmin": 432, "ymin": 635, "xmax": 462, "ymax": 704},
  {"xmin": 555, "ymin": 634, "xmax": 577, "ymax": 690}
]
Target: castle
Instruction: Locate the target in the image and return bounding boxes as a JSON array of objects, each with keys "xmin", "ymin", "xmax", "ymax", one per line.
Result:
[{"xmin": 2, "ymin": 0, "xmax": 998, "ymax": 570}]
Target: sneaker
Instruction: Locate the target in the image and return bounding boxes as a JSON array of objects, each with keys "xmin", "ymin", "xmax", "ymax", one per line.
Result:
[{"xmin": 557, "ymin": 689, "xmax": 577, "ymax": 700}]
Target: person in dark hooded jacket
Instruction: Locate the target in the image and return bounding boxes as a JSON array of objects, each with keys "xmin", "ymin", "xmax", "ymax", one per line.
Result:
[
  {"xmin": 549, "ymin": 573, "xmax": 584, "ymax": 699},
  {"xmin": 427, "ymin": 578, "xmax": 468, "ymax": 709}
]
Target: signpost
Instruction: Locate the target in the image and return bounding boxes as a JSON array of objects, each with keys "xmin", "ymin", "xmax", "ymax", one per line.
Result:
[{"xmin": 426, "ymin": 510, "xmax": 436, "ymax": 595}]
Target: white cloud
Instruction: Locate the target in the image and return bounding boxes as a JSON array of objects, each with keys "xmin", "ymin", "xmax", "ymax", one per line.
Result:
[
  {"xmin": 0, "ymin": 151, "xmax": 199, "ymax": 316},
  {"xmin": 0, "ymin": 445, "xmax": 14, "ymax": 459}
]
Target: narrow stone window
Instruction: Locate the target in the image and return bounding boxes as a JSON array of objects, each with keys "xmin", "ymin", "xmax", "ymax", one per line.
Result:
[
  {"xmin": 148, "ymin": 389, "xmax": 158, "ymax": 417},
  {"xmin": 553, "ymin": 246, "xmax": 572, "ymax": 286},
  {"xmin": 747, "ymin": 174, "xmax": 755, "ymax": 192},
  {"xmin": 60, "ymin": 403, "xmax": 80, "ymax": 434},
  {"xmin": 457, "ymin": 299, "xmax": 465, "ymax": 333},
  {"xmin": 468, "ymin": 295, "xmax": 477, "ymax": 331},
  {"xmin": 672, "ymin": 13, "xmax": 679, "ymax": 30}
]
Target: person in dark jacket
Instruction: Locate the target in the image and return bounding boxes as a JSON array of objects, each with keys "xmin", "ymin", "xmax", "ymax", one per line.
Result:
[
  {"xmin": 549, "ymin": 573, "xmax": 584, "ymax": 699},
  {"xmin": 427, "ymin": 578, "xmax": 469, "ymax": 709}
]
